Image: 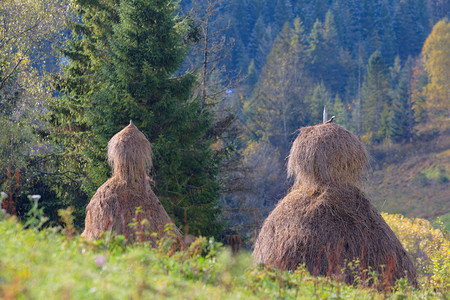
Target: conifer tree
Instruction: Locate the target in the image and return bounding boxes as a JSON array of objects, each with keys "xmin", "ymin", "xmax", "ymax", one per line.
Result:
[
  {"xmin": 375, "ymin": 1, "xmax": 396, "ymax": 63},
  {"xmin": 362, "ymin": 51, "xmax": 392, "ymax": 143},
  {"xmin": 307, "ymin": 19, "xmax": 326, "ymax": 78},
  {"xmin": 245, "ymin": 19, "xmax": 309, "ymax": 153},
  {"xmin": 333, "ymin": 94, "xmax": 350, "ymax": 129},
  {"xmin": 306, "ymin": 12, "xmax": 345, "ymax": 94},
  {"xmin": 246, "ymin": 60, "xmax": 259, "ymax": 88},
  {"xmin": 313, "ymin": 0, "xmax": 330, "ymax": 21},
  {"xmin": 248, "ymin": 14, "xmax": 265, "ymax": 67},
  {"xmin": 361, "ymin": 0, "xmax": 375, "ymax": 45},
  {"xmin": 50, "ymin": 0, "xmax": 222, "ymax": 236},
  {"xmin": 305, "ymin": 82, "xmax": 333, "ymax": 124},
  {"xmin": 411, "ymin": 58, "xmax": 428, "ymax": 124},
  {"xmin": 255, "ymin": 24, "xmax": 274, "ymax": 71},
  {"xmin": 393, "ymin": 0, "xmax": 417, "ymax": 59},
  {"xmin": 389, "ymin": 77, "xmax": 411, "ymax": 143},
  {"xmin": 274, "ymin": 0, "xmax": 292, "ymax": 33},
  {"xmin": 389, "ymin": 57, "xmax": 416, "ymax": 143}
]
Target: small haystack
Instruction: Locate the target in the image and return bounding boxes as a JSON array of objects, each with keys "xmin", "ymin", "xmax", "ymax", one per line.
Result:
[
  {"xmin": 81, "ymin": 121, "xmax": 181, "ymax": 243},
  {"xmin": 253, "ymin": 123, "xmax": 417, "ymax": 287}
]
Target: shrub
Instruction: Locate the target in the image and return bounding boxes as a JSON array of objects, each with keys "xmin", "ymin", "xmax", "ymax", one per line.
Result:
[
  {"xmin": 383, "ymin": 213, "xmax": 450, "ymax": 293},
  {"xmin": 413, "ymin": 172, "xmax": 429, "ymax": 187}
]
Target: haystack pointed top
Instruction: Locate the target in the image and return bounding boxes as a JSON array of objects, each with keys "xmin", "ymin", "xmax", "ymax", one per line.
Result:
[{"xmin": 107, "ymin": 122, "xmax": 152, "ymax": 182}]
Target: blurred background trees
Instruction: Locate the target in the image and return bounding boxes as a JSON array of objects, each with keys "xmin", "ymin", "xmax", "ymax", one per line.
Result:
[
  {"xmin": 0, "ymin": 0, "xmax": 71, "ymax": 219},
  {"xmin": 0, "ymin": 0, "xmax": 449, "ymax": 243}
]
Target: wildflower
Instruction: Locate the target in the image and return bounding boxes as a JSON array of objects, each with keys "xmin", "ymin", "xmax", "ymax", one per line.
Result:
[{"xmin": 95, "ymin": 255, "xmax": 106, "ymax": 267}]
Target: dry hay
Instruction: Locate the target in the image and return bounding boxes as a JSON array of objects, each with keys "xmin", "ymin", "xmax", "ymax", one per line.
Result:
[
  {"xmin": 287, "ymin": 123, "xmax": 369, "ymax": 189},
  {"xmin": 82, "ymin": 121, "xmax": 181, "ymax": 244},
  {"xmin": 253, "ymin": 123, "xmax": 417, "ymax": 287},
  {"xmin": 107, "ymin": 121, "xmax": 152, "ymax": 186}
]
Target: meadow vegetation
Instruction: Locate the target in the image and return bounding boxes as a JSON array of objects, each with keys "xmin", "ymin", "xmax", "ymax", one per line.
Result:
[{"xmin": 0, "ymin": 194, "xmax": 448, "ymax": 299}]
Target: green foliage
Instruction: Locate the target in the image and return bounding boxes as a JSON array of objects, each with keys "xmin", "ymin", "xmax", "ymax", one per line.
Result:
[
  {"xmin": 306, "ymin": 11, "xmax": 347, "ymax": 93},
  {"xmin": 0, "ymin": 0, "xmax": 76, "ymax": 226},
  {"xmin": 413, "ymin": 172, "xmax": 430, "ymax": 187},
  {"xmin": 0, "ymin": 0, "xmax": 447, "ymax": 263},
  {"xmin": 420, "ymin": 166, "xmax": 448, "ymax": 185},
  {"xmin": 437, "ymin": 173, "xmax": 449, "ymax": 184},
  {"xmin": 333, "ymin": 94, "xmax": 351, "ymax": 129},
  {"xmin": 433, "ymin": 214, "xmax": 450, "ymax": 234},
  {"xmin": 305, "ymin": 81, "xmax": 332, "ymax": 124},
  {"xmin": 389, "ymin": 79, "xmax": 411, "ymax": 143},
  {"xmin": 387, "ymin": 57, "xmax": 416, "ymax": 143},
  {"xmin": 50, "ymin": 0, "xmax": 223, "ymax": 236},
  {"xmin": 0, "ymin": 192, "xmax": 6, "ymax": 220},
  {"xmin": 245, "ymin": 18, "xmax": 310, "ymax": 152},
  {"xmin": 0, "ymin": 0, "xmax": 70, "ymax": 89},
  {"xmin": 0, "ymin": 119, "xmax": 35, "ymax": 177},
  {"xmin": 23, "ymin": 195, "xmax": 48, "ymax": 230},
  {"xmin": 362, "ymin": 51, "xmax": 393, "ymax": 143}
]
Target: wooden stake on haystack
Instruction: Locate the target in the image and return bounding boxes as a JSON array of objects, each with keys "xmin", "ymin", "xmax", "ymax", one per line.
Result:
[
  {"xmin": 253, "ymin": 122, "xmax": 417, "ymax": 287},
  {"xmin": 323, "ymin": 105, "xmax": 335, "ymax": 124}
]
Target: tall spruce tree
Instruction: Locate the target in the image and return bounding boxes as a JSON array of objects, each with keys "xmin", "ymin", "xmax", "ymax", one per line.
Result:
[
  {"xmin": 50, "ymin": 0, "xmax": 222, "ymax": 236},
  {"xmin": 388, "ymin": 57, "xmax": 416, "ymax": 143},
  {"xmin": 362, "ymin": 50, "xmax": 392, "ymax": 143},
  {"xmin": 306, "ymin": 13, "xmax": 346, "ymax": 95},
  {"xmin": 274, "ymin": 0, "xmax": 292, "ymax": 33},
  {"xmin": 393, "ymin": 0, "xmax": 417, "ymax": 60},
  {"xmin": 248, "ymin": 14, "xmax": 265, "ymax": 68},
  {"xmin": 333, "ymin": 94, "xmax": 351, "ymax": 129},
  {"xmin": 389, "ymin": 77, "xmax": 410, "ymax": 143},
  {"xmin": 375, "ymin": 0, "xmax": 396, "ymax": 64},
  {"xmin": 305, "ymin": 81, "xmax": 333, "ymax": 124}
]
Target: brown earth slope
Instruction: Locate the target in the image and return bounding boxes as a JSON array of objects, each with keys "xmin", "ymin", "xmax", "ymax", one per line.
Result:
[{"xmin": 366, "ymin": 129, "xmax": 450, "ymax": 228}]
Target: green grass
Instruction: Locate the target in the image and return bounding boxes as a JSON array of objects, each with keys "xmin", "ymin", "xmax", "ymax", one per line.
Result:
[
  {"xmin": 433, "ymin": 213, "xmax": 450, "ymax": 231},
  {"xmin": 0, "ymin": 216, "xmax": 447, "ymax": 299}
]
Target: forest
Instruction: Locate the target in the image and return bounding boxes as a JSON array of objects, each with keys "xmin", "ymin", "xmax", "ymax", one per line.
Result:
[
  {"xmin": 0, "ymin": 0, "xmax": 449, "ymax": 238},
  {"xmin": 1, "ymin": 0, "xmax": 449, "ymax": 297},
  {"xmin": 1, "ymin": 0, "xmax": 449, "ymax": 239}
]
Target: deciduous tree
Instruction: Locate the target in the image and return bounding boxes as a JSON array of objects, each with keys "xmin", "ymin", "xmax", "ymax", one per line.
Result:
[{"xmin": 422, "ymin": 19, "xmax": 450, "ymax": 124}]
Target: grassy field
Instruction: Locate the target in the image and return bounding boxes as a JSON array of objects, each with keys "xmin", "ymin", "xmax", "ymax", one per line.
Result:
[{"xmin": 0, "ymin": 211, "xmax": 448, "ymax": 299}]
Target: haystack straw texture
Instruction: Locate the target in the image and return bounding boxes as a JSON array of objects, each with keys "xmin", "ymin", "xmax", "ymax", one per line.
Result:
[
  {"xmin": 254, "ymin": 123, "xmax": 417, "ymax": 287},
  {"xmin": 82, "ymin": 122, "xmax": 181, "ymax": 244},
  {"xmin": 287, "ymin": 123, "xmax": 369, "ymax": 189}
]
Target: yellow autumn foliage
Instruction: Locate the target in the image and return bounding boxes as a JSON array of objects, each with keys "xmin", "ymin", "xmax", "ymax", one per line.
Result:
[
  {"xmin": 422, "ymin": 19, "xmax": 450, "ymax": 127},
  {"xmin": 383, "ymin": 213, "xmax": 450, "ymax": 292}
]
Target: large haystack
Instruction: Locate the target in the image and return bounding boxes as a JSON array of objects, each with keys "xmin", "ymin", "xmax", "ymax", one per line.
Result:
[
  {"xmin": 81, "ymin": 121, "xmax": 181, "ymax": 244},
  {"xmin": 253, "ymin": 123, "xmax": 417, "ymax": 287}
]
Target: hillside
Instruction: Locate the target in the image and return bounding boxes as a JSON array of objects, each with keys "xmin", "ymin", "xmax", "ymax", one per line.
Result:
[
  {"xmin": 1, "ymin": 0, "xmax": 449, "ymax": 251},
  {"xmin": 367, "ymin": 128, "xmax": 450, "ymax": 229}
]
